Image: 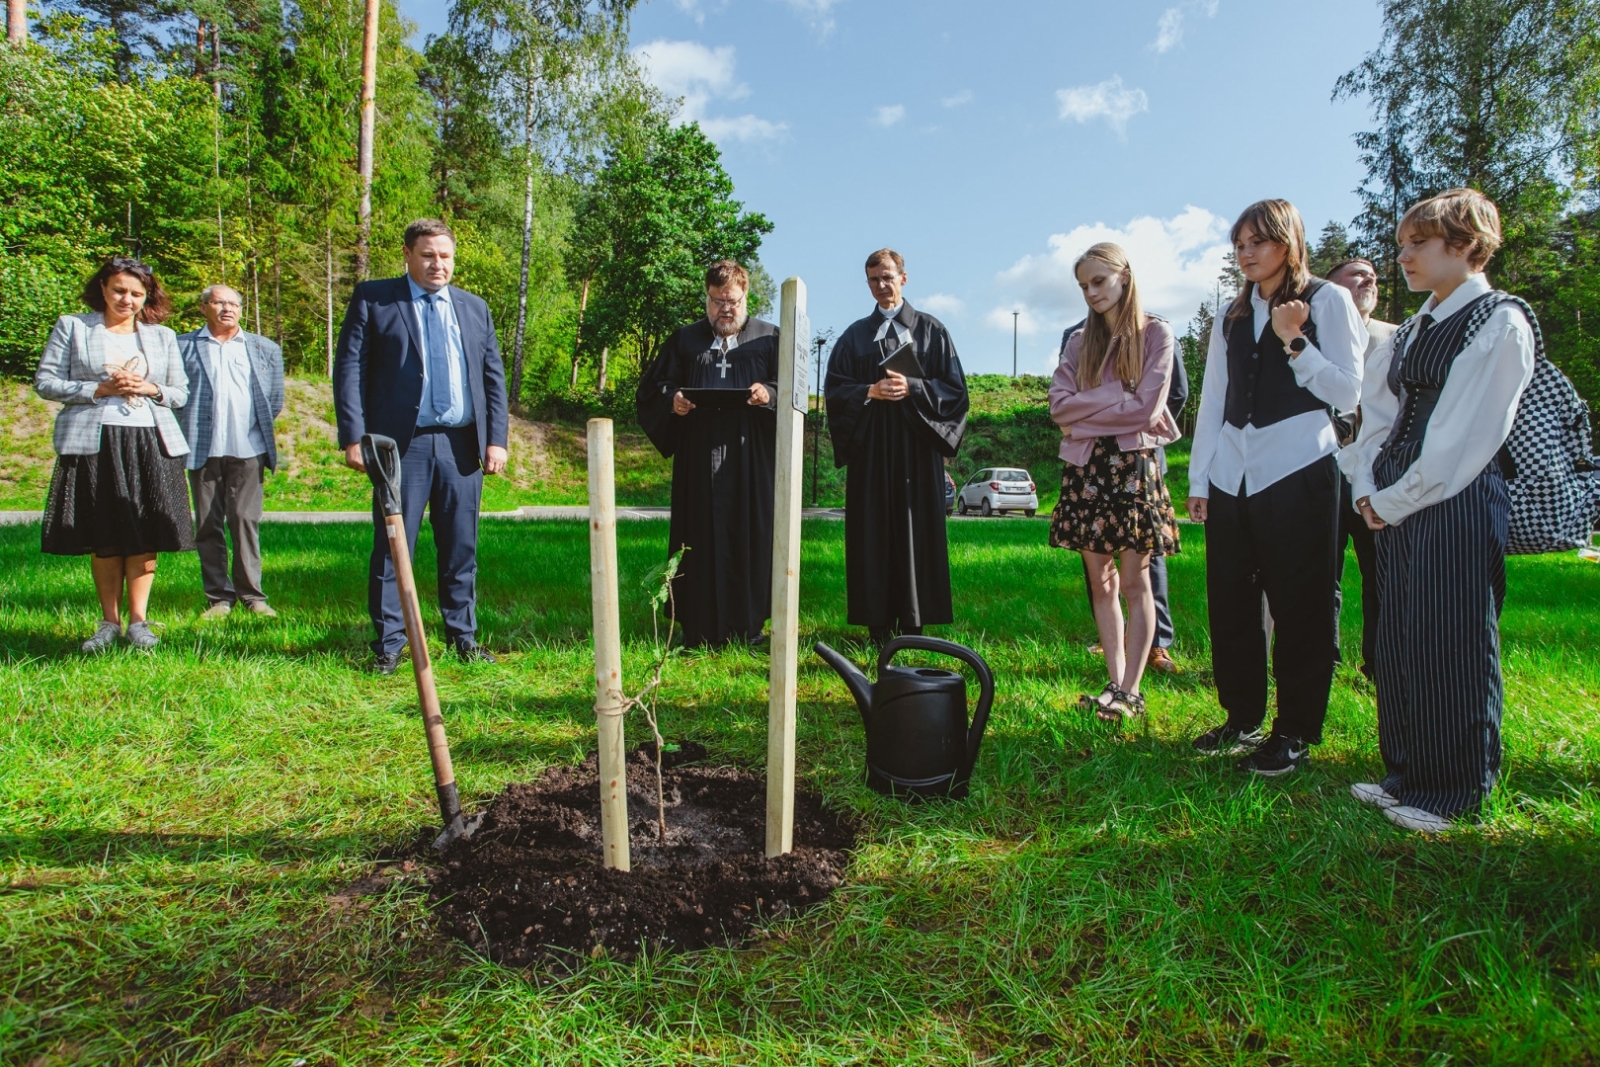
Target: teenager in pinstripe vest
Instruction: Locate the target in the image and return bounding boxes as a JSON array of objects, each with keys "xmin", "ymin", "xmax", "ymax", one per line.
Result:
[{"xmin": 1342, "ymin": 189, "xmax": 1537, "ymax": 834}]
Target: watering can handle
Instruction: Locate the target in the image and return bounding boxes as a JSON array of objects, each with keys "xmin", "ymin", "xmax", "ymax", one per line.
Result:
[
  {"xmin": 361, "ymin": 434, "xmax": 404, "ymax": 517},
  {"xmin": 879, "ymin": 636, "xmax": 995, "ymax": 778}
]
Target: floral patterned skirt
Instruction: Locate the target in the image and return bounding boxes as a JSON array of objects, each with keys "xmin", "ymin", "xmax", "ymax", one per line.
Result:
[{"xmin": 1048, "ymin": 437, "xmax": 1180, "ymax": 556}]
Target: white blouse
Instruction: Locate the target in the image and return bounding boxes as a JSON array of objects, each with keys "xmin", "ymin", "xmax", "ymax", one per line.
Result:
[
  {"xmin": 1188, "ymin": 281, "xmax": 1366, "ymax": 498},
  {"xmin": 1338, "ymin": 273, "xmax": 1536, "ymax": 526},
  {"xmin": 97, "ymin": 330, "xmax": 156, "ymax": 428}
]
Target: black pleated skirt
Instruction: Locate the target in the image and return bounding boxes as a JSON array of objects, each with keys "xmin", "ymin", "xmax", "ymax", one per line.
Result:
[{"xmin": 42, "ymin": 426, "xmax": 196, "ymax": 557}]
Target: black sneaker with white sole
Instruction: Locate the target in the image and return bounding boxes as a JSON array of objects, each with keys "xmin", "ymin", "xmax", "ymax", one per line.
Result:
[
  {"xmin": 1235, "ymin": 734, "xmax": 1307, "ymax": 777},
  {"xmin": 1191, "ymin": 723, "xmax": 1266, "ymax": 757}
]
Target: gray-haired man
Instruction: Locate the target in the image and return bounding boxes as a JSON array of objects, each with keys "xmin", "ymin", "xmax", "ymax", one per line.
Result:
[{"xmin": 175, "ymin": 285, "xmax": 285, "ymax": 618}]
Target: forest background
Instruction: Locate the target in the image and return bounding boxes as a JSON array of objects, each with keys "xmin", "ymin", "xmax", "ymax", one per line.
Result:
[{"xmin": 0, "ymin": 0, "xmax": 1597, "ymax": 483}]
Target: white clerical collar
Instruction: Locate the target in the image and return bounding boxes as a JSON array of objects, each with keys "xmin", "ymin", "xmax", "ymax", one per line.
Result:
[
  {"xmin": 878, "ymin": 303, "xmax": 903, "ymax": 318},
  {"xmin": 710, "ymin": 326, "xmax": 739, "ymax": 352}
]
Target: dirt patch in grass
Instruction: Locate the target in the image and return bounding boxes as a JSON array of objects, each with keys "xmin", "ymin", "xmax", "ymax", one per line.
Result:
[{"xmin": 427, "ymin": 744, "xmax": 854, "ymax": 965}]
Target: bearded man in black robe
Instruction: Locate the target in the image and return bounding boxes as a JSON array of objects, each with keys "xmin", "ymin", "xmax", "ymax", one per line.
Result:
[
  {"xmin": 636, "ymin": 259, "xmax": 779, "ymax": 647},
  {"xmin": 824, "ymin": 248, "xmax": 969, "ymax": 645}
]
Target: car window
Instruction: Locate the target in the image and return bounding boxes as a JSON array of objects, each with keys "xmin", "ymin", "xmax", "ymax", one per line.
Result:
[
  {"xmin": 999, "ymin": 469, "xmax": 1028, "ymax": 481},
  {"xmin": 966, "ymin": 471, "xmax": 988, "ymax": 484}
]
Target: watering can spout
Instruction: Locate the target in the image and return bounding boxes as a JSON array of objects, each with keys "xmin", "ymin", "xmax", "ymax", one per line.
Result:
[{"xmin": 813, "ymin": 642, "xmax": 873, "ymax": 729}]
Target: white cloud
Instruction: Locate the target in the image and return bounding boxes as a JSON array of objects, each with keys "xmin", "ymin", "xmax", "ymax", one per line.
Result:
[
  {"xmin": 671, "ymin": 0, "xmax": 718, "ymax": 25},
  {"xmin": 780, "ymin": 0, "xmax": 842, "ymax": 34},
  {"xmin": 631, "ymin": 40, "xmax": 787, "ymax": 144},
  {"xmin": 1055, "ymin": 76, "xmax": 1148, "ymax": 135},
  {"xmin": 941, "ymin": 89, "xmax": 973, "ymax": 108},
  {"xmin": 987, "ymin": 206, "xmax": 1232, "ymax": 348},
  {"xmin": 873, "ymin": 104, "xmax": 905, "ymax": 127},
  {"xmin": 699, "ymin": 114, "xmax": 787, "ymax": 141},
  {"xmin": 919, "ymin": 293, "xmax": 965, "ymax": 316},
  {"xmin": 1151, "ymin": 0, "xmax": 1219, "ymax": 53}
]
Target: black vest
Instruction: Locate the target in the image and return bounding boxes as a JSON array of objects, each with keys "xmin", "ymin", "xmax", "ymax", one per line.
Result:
[
  {"xmin": 1222, "ymin": 279, "xmax": 1330, "ymax": 430},
  {"xmin": 1381, "ymin": 293, "xmax": 1498, "ymax": 450}
]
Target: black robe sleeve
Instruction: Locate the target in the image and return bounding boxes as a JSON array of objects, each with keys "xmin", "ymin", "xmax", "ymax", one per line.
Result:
[
  {"xmin": 636, "ymin": 333, "xmax": 685, "ymax": 458},
  {"xmin": 823, "ymin": 325, "xmax": 875, "ymax": 469},
  {"xmin": 902, "ymin": 317, "xmax": 969, "ymax": 459}
]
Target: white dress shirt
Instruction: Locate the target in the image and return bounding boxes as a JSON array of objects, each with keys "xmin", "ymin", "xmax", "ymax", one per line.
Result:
[
  {"xmin": 409, "ymin": 276, "xmax": 475, "ymax": 428},
  {"xmin": 1338, "ymin": 273, "xmax": 1536, "ymax": 526},
  {"xmin": 1189, "ymin": 281, "xmax": 1366, "ymax": 497},
  {"xmin": 98, "ymin": 330, "xmax": 156, "ymax": 428},
  {"xmin": 200, "ymin": 326, "xmax": 267, "ymax": 459}
]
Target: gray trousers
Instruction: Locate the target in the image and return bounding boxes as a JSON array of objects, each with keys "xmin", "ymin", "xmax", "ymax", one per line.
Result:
[{"xmin": 189, "ymin": 454, "xmax": 267, "ymax": 606}]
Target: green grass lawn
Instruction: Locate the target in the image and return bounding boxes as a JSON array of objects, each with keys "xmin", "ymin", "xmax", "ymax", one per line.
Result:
[{"xmin": 2, "ymin": 519, "xmax": 1597, "ymax": 1065}]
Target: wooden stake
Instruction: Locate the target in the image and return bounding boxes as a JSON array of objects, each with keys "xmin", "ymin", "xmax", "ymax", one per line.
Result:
[
  {"xmin": 588, "ymin": 418, "xmax": 630, "ymax": 871},
  {"xmin": 766, "ymin": 277, "xmax": 808, "ymax": 857},
  {"xmin": 9, "ymin": 0, "xmax": 27, "ymax": 45}
]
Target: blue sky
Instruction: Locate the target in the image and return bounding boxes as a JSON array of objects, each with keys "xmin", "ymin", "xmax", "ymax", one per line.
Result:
[{"xmin": 398, "ymin": 0, "xmax": 1387, "ymax": 376}]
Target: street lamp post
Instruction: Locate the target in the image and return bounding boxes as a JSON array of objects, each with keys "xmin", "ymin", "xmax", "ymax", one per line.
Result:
[{"xmin": 1012, "ymin": 311, "xmax": 1019, "ymax": 378}]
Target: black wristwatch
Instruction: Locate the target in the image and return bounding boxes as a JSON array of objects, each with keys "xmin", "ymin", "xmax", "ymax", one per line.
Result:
[{"xmin": 1285, "ymin": 336, "xmax": 1308, "ymax": 357}]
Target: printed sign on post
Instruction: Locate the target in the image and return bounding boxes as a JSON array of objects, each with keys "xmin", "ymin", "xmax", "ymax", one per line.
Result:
[{"xmin": 792, "ymin": 310, "xmax": 810, "ymax": 414}]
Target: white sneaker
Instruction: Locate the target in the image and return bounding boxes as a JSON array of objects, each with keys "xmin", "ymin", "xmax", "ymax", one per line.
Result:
[
  {"xmin": 1351, "ymin": 782, "xmax": 1400, "ymax": 809},
  {"xmin": 1385, "ymin": 805, "xmax": 1453, "ymax": 834}
]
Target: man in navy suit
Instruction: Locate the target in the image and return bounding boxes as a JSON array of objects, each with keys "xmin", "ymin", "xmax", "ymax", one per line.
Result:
[{"xmin": 334, "ymin": 218, "xmax": 509, "ymax": 673}]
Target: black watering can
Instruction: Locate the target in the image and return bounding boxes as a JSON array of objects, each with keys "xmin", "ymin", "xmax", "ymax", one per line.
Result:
[{"xmin": 813, "ymin": 636, "xmax": 995, "ymax": 800}]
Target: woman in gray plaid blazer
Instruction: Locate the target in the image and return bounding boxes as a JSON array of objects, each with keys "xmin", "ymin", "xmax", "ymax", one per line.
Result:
[{"xmin": 34, "ymin": 258, "xmax": 196, "ymax": 652}]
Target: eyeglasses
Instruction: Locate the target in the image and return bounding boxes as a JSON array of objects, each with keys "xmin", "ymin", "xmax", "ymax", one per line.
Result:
[
  {"xmin": 708, "ymin": 297, "xmax": 746, "ymax": 310},
  {"xmin": 208, "ymin": 299, "xmax": 243, "ymax": 309}
]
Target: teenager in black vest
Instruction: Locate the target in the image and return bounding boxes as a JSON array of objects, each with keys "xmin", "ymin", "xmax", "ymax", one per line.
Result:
[
  {"xmin": 1341, "ymin": 189, "xmax": 1536, "ymax": 834},
  {"xmin": 1187, "ymin": 199, "xmax": 1366, "ymax": 775}
]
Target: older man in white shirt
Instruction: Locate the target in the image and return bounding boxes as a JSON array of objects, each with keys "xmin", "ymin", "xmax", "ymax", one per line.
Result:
[{"xmin": 176, "ymin": 285, "xmax": 285, "ymax": 618}]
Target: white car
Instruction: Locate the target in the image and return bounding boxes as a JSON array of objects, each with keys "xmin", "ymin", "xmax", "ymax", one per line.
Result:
[{"xmin": 957, "ymin": 467, "xmax": 1038, "ymax": 517}]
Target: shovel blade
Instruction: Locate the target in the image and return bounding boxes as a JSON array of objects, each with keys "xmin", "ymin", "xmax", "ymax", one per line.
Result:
[{"xmin": 432, "ymin": 811, "xmax": 484, "ymax": 852}]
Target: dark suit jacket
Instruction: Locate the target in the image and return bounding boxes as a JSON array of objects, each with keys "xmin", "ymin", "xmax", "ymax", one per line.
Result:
[{"xmin": 333, "ymin": 275, "xmax": 509, "ymax": 460}]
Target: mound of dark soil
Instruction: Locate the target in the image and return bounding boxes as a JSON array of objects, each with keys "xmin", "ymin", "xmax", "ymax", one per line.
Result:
[{"xmin": 429, "ymin": 744, "xmax": 855, "ymax": 964}]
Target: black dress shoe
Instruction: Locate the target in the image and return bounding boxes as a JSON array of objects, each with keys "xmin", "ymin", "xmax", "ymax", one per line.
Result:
[
  {"xmin": 455, "ymin": 641, "xmax": 497, "ymax": 664},
  {"xmin": 747, "ymin": 633, "xmax": 769, "ymax": 648},
  {"xmin": 372, "ymin": 650, "xmax": 404, "ymax": 675}
]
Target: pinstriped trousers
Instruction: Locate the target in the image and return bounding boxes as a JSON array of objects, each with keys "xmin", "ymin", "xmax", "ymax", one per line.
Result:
[{"xmin": 1372, "ymin": 449, "xmax": 1508, "ymax": 819}]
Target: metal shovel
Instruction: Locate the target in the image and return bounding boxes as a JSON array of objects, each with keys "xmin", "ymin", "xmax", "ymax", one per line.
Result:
[{"xmin": 361, "ymin": 433, "xmax": 482, "ymax": 850}]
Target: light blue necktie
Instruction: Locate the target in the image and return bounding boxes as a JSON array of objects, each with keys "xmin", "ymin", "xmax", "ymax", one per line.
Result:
[{"xmin": 423, "ymin": 292, "xmax": 452, "ymax": 416}]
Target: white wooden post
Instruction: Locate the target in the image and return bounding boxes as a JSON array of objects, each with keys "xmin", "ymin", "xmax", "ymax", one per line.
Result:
[
  {"xmin": 767, "ymin": 278, "xmax": 808, "ymax": 857},
  {"xmin": 588, "ymin": 418, "xmax": 630, "ymax": 871}
]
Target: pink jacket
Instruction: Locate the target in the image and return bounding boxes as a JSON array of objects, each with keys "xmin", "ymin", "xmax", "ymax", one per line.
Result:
[{"xmin": 1049, "ymin": 318, "xmax": 1179, "ymax": 467}]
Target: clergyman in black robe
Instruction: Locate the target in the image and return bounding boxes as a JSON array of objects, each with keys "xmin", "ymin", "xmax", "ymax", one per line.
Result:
[
  {"xmin": 636, "ymin": 261, "xmax": 779, "ymax": 647},
  {"xmin": 824, "ymin": 248, "xmax": 969, "ymax": 644}
]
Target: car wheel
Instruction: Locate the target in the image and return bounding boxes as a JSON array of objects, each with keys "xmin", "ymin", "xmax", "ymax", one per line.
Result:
[
  {"xmin": 1025, "ymin": 509, "xmax": 1036, "ymax": 517},
  {"xmin": 980, "ymin": 498, "xmax": 993, "ymax": 517},
  {"xmin": 957, "ymin": 498, "xmax": 968, "ymax": 515}
]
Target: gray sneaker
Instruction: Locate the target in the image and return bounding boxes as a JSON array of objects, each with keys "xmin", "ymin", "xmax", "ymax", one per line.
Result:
[
  {"xmin": 81, "ymin": 620, "xmax": 122, "ymax": 654},
  {"xmin": 125, "ymin": 620, "xmax": 160, "ymax": 650}
]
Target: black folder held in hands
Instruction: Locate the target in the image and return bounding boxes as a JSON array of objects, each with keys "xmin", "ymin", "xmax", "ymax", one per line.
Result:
[
  {"xmin": 680, "ymin": 387, "xmax": 752, "ymax": 409},
  {"xmin": 878, "ymin": 338, "xmax": 923, "ymax": 378}
]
